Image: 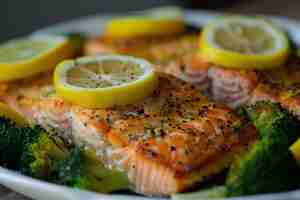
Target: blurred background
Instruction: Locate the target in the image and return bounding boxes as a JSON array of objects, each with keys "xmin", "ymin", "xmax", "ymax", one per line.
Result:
[{"xmin": 1, "ymin": 0, "xmax": 300, "ymax": 42}]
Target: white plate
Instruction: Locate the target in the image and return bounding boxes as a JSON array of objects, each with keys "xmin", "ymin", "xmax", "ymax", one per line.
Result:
[{"xmin": 1, "ymin": 9, "xmax": 300, "ymax": 200}]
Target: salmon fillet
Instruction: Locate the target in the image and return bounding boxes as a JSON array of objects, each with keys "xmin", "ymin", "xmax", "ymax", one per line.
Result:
[
  {"xmin": 84, "ymin": 34, "xmax": 198, "ymax": 63},
  {"xmin": 84, "ymin": 34, "xmax": 213, "ymax": 91},
  {"xmin": 200, "ymin": 58, "xmax": 300, "ymax": 120},
  {"xmin": 84, "ymin": 33, "xmax": 262, "ymax": 106},
  {"xmin": 251, "ymin": 58, "xmax": 300, "ymax": 119},
  {"xmin": 198, "ymin": 58, "xmax": 300, "ymax": 120},
  {"xmin": 0, "ymin": 72, "xmax": 257, "ymax": 196},
  {"xmin": 83, "ymin": 33, "xmax": 260, "ymax": 107},
  {"xmin": 85, "ymin": 33, "xmax": 300, "ymax": 120},
  {"xmin": 208, "ymin": 67, "xmax": 258, "ymax": 108}
]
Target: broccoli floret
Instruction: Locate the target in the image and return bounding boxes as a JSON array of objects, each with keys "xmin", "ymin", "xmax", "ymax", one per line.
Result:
[
  {"xmin": 0, "ymin": 117, "xmax": 24, "ymax": 169},
  {"xmin": 226, "ymin": 101, "xmax": 300, "ymax": 196},
  {"xmin": 0, "ymin": 115, "xmax": 129, "ymax": 193},
  {"xmin": 20, "ymin": 127, "xmax": 70, "ymax": 180},
  {"xmin": 0, "ymin": 115, "xmax": 70, "ymax": 177},
  {"xmin": 56, "ymin": 147, "xmax": 129, "ymax": 193},
  {"xmin": 0, "ymin": 117, "xmax": 38, "ymax": 169},
  {"xmin": 242, "ymin": 102, "xmax": 290, "ymax": 135}
]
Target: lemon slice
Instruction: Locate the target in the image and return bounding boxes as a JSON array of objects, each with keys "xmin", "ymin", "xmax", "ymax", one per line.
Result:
[
  {"xmin": 199, "ymin": 16, "xmax": 289, "ymax": 69},
  {"xmin": 104, "ymin": 6, "xmax": 185, "ymax": 38},
  {"xmin": 54, "ymin": 55, "xmax": 158, "ymax": 108},
  {"xmin": 0, "ymin": 35, "xmax": 75, "ymax": 81},
  {"xmin": 0, "ymin": 102, "xmax": 27, "ymax": 126}
]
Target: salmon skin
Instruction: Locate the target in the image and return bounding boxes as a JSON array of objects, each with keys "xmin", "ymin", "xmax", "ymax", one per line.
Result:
[
  {"xmin": 1, "ymin": 72, "xmax": 257, "ymax": 196},
  {"xmin": 84, "ymin": 33, "xmax": 300, "ymax": 120}
]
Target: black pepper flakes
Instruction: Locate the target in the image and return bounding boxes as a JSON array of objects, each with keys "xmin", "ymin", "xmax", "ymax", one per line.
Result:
[
  {"xmin": 170, "ymin": 146, "xmax": 177, "ymax": 151},
  {"xmin": 180, "ymin": 64, "xmax": 186, "ymax": 73},
  {"xmin": 148, "ymin": 150, "xmax": 158, "ymax": 157},
  {"xmin": 184, "ymin": 148, "xmax": 190, "ymax": 156}
]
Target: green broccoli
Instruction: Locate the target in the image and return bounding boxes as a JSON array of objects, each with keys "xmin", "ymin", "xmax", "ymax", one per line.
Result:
[
  {"xmin": 19, "ymin": 126, "xmax": 130, "ymax": 193},
  {"xmin": 20, "ymin": 127, "xmax": 70, "ymax": 180},
  {"xmin": 56, "ymin": 147, "xmax": 130, "ymax": 193},
  {"xmin": 226, "ymin": 101, "xmax": 300, "ymax": 196},
  {"xmin": 0, "ymin": 117, "xmax": 27, "ymax": 169},
  {"xmin": 0, "ymin": 114, "xmax": 70, "ymax": 177},
  {"xmin": 0, "ymin": 114, "xmax": 129, "ymax": 193}
]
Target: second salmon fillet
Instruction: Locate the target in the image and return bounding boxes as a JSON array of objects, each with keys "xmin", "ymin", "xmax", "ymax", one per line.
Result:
[{"xmin": 1, "ymin": 72, "xmax": 257, "ymax": 196}]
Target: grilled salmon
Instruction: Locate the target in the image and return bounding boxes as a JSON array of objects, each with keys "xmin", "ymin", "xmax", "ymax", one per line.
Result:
[
  {"xmin": 84, "ymin": 34, "xmax": 199, "ymax": 63},
  {"xmin": 203, "ymin": 58, "xmax": 300, "ymax": 120},
  {"xmin": 252, "ymin": 58, "xmax": 300, "ymax": 119},
  {"xmin": 159, "ymin": 53, "xmax": 211, "ymax": 91},
  {"xmin": 84, "ymin": 34, "xmax": 213, "ymax": 91},
  {"xmin": 83, "ymin": 33, "xmax": 262, "ymax": 107},
  {"xmin": 203, "ymin": 59, "xmax": 300, "ymax": 120},
  {"xmin": 0, "ymin": 72, "xmax": 257, "ymax": 196},
  {"xmin": 84, "ymin": 32, "xmax": 300, "ymax": 120},
  {"xmin": 208, "ymin": 67, "xmax": 258, "ymax": 108}
]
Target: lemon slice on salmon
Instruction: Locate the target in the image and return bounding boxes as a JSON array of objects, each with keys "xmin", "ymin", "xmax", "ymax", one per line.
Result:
[
  {"xmin": 54, "ymin": 55, "xmax": 158, "ymax": 108},
  {"xmin": 0, "ymin": 35, "xmax": 75, "ymax": 81},
  {"xmin": 104, "ymin": 6, "xmax": 185, "ymax": 38},
  {"xmin": 0, "ymin": 102, "xmax": 27, "ymax": 126},
  {"xmin": 199, "ymin": 16, "xmax": 289, "ymax": 69}
]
